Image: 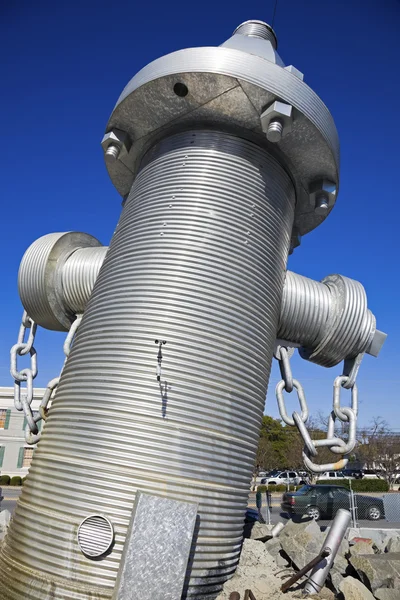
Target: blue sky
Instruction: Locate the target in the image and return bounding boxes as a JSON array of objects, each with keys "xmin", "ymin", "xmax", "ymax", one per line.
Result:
[{"xmin": 1, "ymin": 0, "xmax": 399, "ymax": 429}]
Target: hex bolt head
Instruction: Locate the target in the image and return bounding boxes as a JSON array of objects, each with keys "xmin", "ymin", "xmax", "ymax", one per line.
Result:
[
  {"xmin": 267, "ymin": 118, "xmax": 284, "ymax": 143},
  {"xmin": 105, "ymin": 143, "xmax": 121, "ymax": 162},
  {"xmin": 261, "ymin": 101, "xmax": 293, "ymax": 142},
  {"xmin": 315, "ymin": 192, "xmax": 329, "ymax": 215},
  {"xmin": 309, "ymin": 179, "xmax": 337, "ymax": 214},
  {"xmin": 101, "ymin": 129, "xmax": 132, "ymax": 162},
  {"xmin": 284, "ymin": 65, "xmax": 304, "ymax": 81}
]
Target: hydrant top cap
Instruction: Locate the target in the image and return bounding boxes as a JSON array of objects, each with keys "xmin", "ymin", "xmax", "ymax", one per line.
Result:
[
  {"xmin": 103, "ymin": 20, "xmax": 340, "ymax": 237},
  {"xmin": 233, "ymin": 20, "xmax": 278, "ymax": 50}
]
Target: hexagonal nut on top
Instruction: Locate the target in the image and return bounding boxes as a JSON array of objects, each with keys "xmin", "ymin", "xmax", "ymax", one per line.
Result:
[
  {"xmin": 309, "ymin": 179, "xmax": 337, "ymax": 215},
  {"xmin": 101, "ymin": 128, "xmax": 132, "ymax": 162},
  {"xmin": 261, "ymin": 100, "xmax": 293, "ymax": 143}
]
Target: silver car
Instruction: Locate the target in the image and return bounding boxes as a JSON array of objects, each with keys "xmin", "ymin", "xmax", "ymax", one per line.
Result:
[{"xmin": 262, "ymin": 471, "xmax": 304, "ymax": 485}]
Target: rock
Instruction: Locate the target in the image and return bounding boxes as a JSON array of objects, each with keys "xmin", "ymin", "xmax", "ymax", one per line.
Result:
[
  {"xmin": 350, "ymin": 552, "xmax": 400, "ymax": 592},
  {"xmin": 215, "ymin": 538, "xmax": 293, "ymax": 599},
  {"xmin": 279, "ymin": 519, "xmax": 324, "ymax": 570},
  {"xmin": 329, "ymin": 551, "xmax": 348, "ymax": 593},
  {"xmin": 337, "ymin": 537, "xmax": 350, "ymax": 559},
  {"xmin": 275, "ymin": 551, "xmax": 289, "ymax": 567},
  {"xmin": 329, "ymin": 569, "xmax": 344, "ymax": 593},
  {"xmin": 339, "ymin": 575, "xmax": 375, "ymax": 600},
  {"xmin": 386, "ymin": 536, "xmax": 400, "ymax": 553},
  {"xmin": 332, "ymin": 552, "xmax": 348, "ymax": 575},
  {"xmin": 365, "ymin": 531, "xmax": 396, "ymax": 554},
  {"xmin": 313, "ymin": 588, "xmax": 335, "ymax": 600},
  {"xmin": 350, "ymin": 541, "xmax": 375, "ymax": 557},
  {"xmin": 0, "ymin": 510, "xmax": 11, "ymax": 541},
  {"xmin": 248, "ymin": 521, "xmax": 274, "ymax": 542},
  {"xmin": 264, "ymin": 537, "xmax": 281, "ymax": 558},
  {"xmin": 374, "ymin": 588, "xmax": 400, "ymax": 600},
  {"xmin": 237, "ymin": 539, "xmax": 271, "ymax": 569}
]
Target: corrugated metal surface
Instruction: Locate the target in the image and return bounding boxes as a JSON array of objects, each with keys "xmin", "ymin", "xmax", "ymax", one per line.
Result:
[
  {"xmin": 280, "ymin": 272, "xmax": 376, "ymax": 365},
  {"xmin": 18, "ymin": 232, "xmax": 66, "ymax": 330},
  {"xmin": 0, "ymin": 130, "xmax": 295, "ymax": 599},
  {"xmin": 18, "ymin": 232, "xmax": 102, "ymax": 331},
  {"xmin": 279, "ymin": 271, "xmax": 331, "ymax": 348},
  {"xmin": 63, "ymin": 247, "xmax": 109, "ymax": 314},
  {"xmin": 233, "ymin": 21, "xmax": 277, "ymax": 45}
]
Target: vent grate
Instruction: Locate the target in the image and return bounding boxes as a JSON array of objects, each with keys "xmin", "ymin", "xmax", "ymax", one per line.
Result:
[{"xmin": 77, "ymin": 515, "xmax": 114, "ymax": 558}]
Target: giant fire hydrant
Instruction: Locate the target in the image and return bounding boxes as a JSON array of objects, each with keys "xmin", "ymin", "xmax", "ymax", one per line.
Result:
[{"xmin": 1, "ymin": 21, "xmax": 385, "ymax": 599}]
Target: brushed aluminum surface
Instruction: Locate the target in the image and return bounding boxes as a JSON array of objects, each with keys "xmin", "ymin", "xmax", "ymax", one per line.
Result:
[
  {"xmin": 279, "ymin": 271, "xmax": 331, "ymax": 348},
  {"xmin": 232, "ymin": 21, "xmax": 278, "ymax": 47},
  {"xmin": 33, "ymin": 248, "xmax": 380, "ymax": 362},
  {"xmin": 63, "ymin": 247, "xmax": 109, "ymax": 314},
  {"xmin": 0, "ymin": 130, "xmax": 295, "ymax": 599},
  {"xmin": 18, "ymin": 232, "xmax": 102, "ymax": 331},
  {"xmin": 18, "ymin": 232, "xmax": 67, "ymax": 331}
]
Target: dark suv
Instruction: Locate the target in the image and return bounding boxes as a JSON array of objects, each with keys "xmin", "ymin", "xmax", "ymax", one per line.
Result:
[{"xmin": 281, "ymin": 484, "xmax": 384, "ymax": 521}]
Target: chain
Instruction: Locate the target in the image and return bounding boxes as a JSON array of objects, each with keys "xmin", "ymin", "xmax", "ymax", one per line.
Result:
[
  {"xmin": 274, "ymin": 343, "xmax": 360, "ymax": 474},
  {"xmin": 10, "ymin": 310, "xmax": 82, "ymax": 445},
  {"xmin": 10, "ymin": 311, "xmax": 38, "ymax": 433}
]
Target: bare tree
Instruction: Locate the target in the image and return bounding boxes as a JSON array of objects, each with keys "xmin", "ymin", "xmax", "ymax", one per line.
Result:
[{"xmin": 357, "ymin": 417, "xmax": 400, "ymax": 488}]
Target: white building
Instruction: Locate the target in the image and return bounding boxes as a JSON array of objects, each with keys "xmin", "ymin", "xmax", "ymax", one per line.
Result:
[{"xmin": 0, "ymin": 386, "xmax": 45, "ymax": 477}]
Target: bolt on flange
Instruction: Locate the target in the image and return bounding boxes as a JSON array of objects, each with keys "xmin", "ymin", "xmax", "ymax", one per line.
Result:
[
  {"xmin": 261, "ymin": 100, "xmax": 293, "ymax": 143},
  {"xmin": 309, "ymin": 179, "xmax": 337, "ymax": 215},
  {"xmin": 101, "ymin": 128, "xmax": 132, "ymax": 162}
]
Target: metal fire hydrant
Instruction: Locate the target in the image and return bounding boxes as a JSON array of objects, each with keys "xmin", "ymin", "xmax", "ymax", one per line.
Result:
[{"xmin": 1, "ymin": 21, "xmax": 385, "ymax": 600}]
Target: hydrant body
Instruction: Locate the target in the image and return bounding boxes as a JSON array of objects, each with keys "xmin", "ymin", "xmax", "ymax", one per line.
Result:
[{"xmin": 0, "ymin": 22, "xmax": 342, "ymax": 599}]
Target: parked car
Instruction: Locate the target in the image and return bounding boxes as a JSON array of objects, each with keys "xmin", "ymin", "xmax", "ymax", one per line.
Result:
[
  {"xmin": 263, "ymin": 471, "xmax": 306, "ymax": 486},
  {"xmin": 362, "ymin": 470, "xmax": 382, "ymax": 479},
  {"xmin": 260, "ymin": 469, "xmax": 280, "ymax": 483},
  {"xmin": 316, "ymin": 471, "xmax": 348, "ymax": 482},
  {"xmin": 245, "ymin": 508, "xmax": 259, "ymax": 523},
  {"xmin": 281, "ymin": 484, "xmax": 385, "ymax": 521},
  {"xmin": 343, "ymin": 469, "xmax": 363, "ymax": 479}
]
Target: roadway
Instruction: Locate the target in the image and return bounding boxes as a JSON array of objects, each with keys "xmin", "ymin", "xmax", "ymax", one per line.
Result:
[
  {"xmin": 2, "ymin": 488, "xmax": 400, "ymax": 531},
  {"xmin": 247, "ymin": 491, "xmax": 400, "ymax": 530},
  {"xmin": 1, "ymin": 488, "xmax": 21, "ymax": 515}
]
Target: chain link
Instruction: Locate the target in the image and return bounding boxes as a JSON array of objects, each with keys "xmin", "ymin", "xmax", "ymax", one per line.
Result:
[
  {"xmin": 276, "ymin": 346, "xmax": 294, "ymax": 392},
  {"xmin": 276, "ymin": 379, "xmax": 308, "ymax": 426},
  {"xmin": 274, "ymin": 343, "xmax": 361, "ymax": 474},
  {"xmin": 11, "ymin": 310, "xmax": 82, "ymax": 445},
  {"xmin": 63, "ymin": 315, "xmax": 82, "ymax": 357},
  {"xmin": 333, "ymin": 375, "xmax": 358, "ymax": 421},
  {"xmin": 10, "ymin": 310, "xmax": 38, "ymax": 428}
]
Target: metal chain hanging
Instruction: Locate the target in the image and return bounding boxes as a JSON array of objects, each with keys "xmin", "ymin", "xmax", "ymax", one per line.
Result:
[
  {"xmin": 10, "ymin": 311, "xmax": 82, "ymax": 445},
  {"xmin": 10, "ymin": 311, "xmax": 38, "ymax": 436},
  {"xmin": 274, "ymin": 344, "xmax": 359, "ymax": 474}
]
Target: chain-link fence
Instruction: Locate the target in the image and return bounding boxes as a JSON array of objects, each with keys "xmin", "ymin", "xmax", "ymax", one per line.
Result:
[{"xmin": 250, "ymin": 482, "xmax": 400, "ymax": 531}]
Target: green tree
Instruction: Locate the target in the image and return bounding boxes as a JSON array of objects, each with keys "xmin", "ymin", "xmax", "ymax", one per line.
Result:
[
  {"xmin": 255, "ymin": 415, "xmax": 340, "ymax": 474},
  {"xmin": 256, "ymin": 416, "xmax": 295, "ymax": 471}
]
